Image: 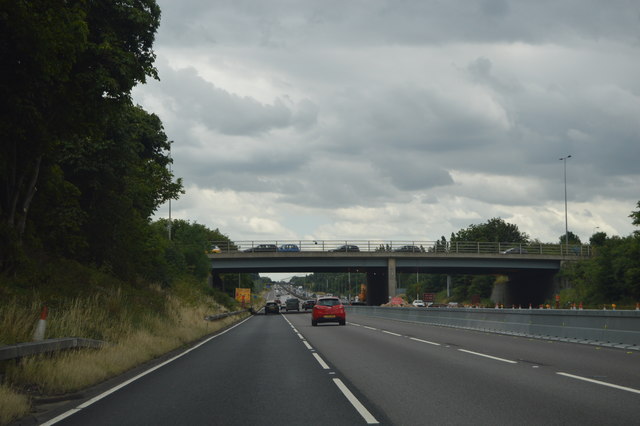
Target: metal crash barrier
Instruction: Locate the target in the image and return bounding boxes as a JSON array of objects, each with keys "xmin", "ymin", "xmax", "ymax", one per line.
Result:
[{"xmin": 347, "ymin": 305, "xmax": 640, "ymax": 349}]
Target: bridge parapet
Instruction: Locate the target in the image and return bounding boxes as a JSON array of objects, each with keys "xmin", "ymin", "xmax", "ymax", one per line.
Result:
[{"xmin": 206, "ymin": 240, "xmax": 591, "ymax": 257}]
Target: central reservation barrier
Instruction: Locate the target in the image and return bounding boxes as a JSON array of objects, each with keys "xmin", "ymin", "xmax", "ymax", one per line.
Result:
[{"xmin": 346, "ymin": 305, "xmax": 640, "ymax": 349}]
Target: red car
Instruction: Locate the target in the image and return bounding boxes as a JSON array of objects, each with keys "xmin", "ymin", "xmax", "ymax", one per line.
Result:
[{"xmin": 312, "ymin": 297, "xmax": 346, "ymax": 326}]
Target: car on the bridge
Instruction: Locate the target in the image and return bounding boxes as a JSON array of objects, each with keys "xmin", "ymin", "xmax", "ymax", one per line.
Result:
[
  {"xmin": 501, "ymin": 247, "xmax": 528, "ymax": 254},
  {"xmin": 264, "ymin": 301, "xmax": 280, "ymax": 314},
  {"xmin": 329, "ymin": 245, "xmax": 360, "ymax": 252},
  {"xmin": 243, "ymin": 244, "xmax": 278, "ymax": 252},
  {"xmin": 302, "ymin": 300, "xmax": 316, "ymax": 310},
  {"xmin": 285, "ymin": 298, "xmax": 300, "ymax": 311},
  {"xmin": 278, "ymin": 244, "xmax": 300, "ymax": 252},
  {"xmin": 393, "ymin": 245, "xmax": 422, "ymax": 252},
  {"xmin": 312, "ymin": 296, "xmax": 346, "ymax": 326}
]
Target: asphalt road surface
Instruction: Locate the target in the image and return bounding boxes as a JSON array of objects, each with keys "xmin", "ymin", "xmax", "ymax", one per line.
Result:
[{"xmin": 37, "ymin": 308, "xmax": 639, "ymax": 425}]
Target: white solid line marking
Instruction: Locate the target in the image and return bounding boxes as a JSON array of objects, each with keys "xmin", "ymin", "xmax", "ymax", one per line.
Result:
[
  {"xmin": 363, "ymin": 326, "xmax": 377, "ymax": 330},
  {"xmin": 557, "ymin": 372, "xmax": 640, "ymax": 394},
  {"xmin": 40, "ymin": 315, "xmax": 254, "ymax": 425},
  {"xmin": 333, "ymin": 378, "xmax": 379, "ymax": 424},
  {"xmin": 313, "ymin": 353, "xmax": 331, "ymax": 370},
  {"xmin": 458, "ymin": 349, "xmax": 517, "ymax": 364},
  {"xmin": 350, "ymin": 322, "xmax": 361, "ymax": 326},
  {"xmin": 382, "ymin": 330, "xmax": 402, "ymax": 337},
  {"xmin": 296, "ymin": 333, "xmax": 304, "ymax": 340},
  {"xmin": 410, "ymin": 337, "xmax": 441, "ymax": 346},
  {"xmin": 303, "ymin": 341, "xmax": 313, "ymax": 350}
]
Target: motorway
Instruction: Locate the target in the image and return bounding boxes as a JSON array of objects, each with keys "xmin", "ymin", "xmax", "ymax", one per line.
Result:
[{"xmin": 39, "ymin": 296, "xmax": 639, "ymax": 425}]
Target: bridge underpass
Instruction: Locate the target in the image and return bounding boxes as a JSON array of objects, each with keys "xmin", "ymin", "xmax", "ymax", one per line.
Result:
[{"xmin": 209, "ymin": 252, "xmax": 566, "ymax": 306}]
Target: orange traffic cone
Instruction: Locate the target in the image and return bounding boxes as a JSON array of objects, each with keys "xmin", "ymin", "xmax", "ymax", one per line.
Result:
[{"xmin": 33, "ymin": 306, "xmax": 47, "ymax": 341}]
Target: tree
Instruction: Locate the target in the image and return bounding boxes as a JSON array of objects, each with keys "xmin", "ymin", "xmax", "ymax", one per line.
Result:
[
  {"xmin": 451, "ymin": 218, "xmax": 529, "ymax": 243},
  {"xmin": 558, "ymin": 231, "xmax": 581, "ymax": 245},
  {"xmin": 0, "ymin": 0, "xmax": 161, "ymax": 269},
  {"xmin": 560, "ymin": 203, "xmax": 640, "ymax": 305},
  {"xmin": 28, "ymin": 104, "xmax": 182, "ymax": 279},
  {"xmin": 631, "ymin": 201, "xmax": 640, "ymax": 235},
  {"xmin": 590, "ymin": 231, "xmax": 607, "ymax": 246}
]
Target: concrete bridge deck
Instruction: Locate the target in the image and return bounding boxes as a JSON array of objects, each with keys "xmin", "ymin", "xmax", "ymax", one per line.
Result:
[{"xmin": 207, "ymin": 240, "xmax": 590, "ymax": 306}]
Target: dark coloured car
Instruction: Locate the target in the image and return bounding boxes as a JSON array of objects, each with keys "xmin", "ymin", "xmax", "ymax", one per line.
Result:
[
  {"xmin": 393, "ymin": 245, "xmax": 421, "ymax": 252},
  {"xmin": 278, "ymin": 244, "xmax": 300, "ymax": 252},
  {"xmin": 312, "ymin": 297, "xmax": 346, "ymax": 326},
  {"xmin": 285, "ymin": 298, "xmax": 299, "ymax": 311},
  {"xmin": 302, "ymin": 300, "xmax": 316, "ymax": 310},
  {"xmin": 264, "ymin": 301, "xmax": 280, "ymax": 314},
  {"xmin": 244, "ymin": 244, "xmax": 278, "ymax": 252},
  {"xmin": 329, "ymin": 245, "xmax": 360, "ymax": 252}
]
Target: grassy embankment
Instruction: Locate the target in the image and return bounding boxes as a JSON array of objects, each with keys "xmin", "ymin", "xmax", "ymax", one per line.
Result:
[{"xmin": 0, "ymin": 259, "xmax": 257, "ymax": 425}]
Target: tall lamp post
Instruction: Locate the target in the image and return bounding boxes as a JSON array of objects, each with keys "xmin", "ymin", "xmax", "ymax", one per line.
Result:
[
  {"xmin": 167, "ymin": 149, "xmax": 172, "ymax": 241},
  {"xmin": 559, "ymin": 155, "xmax": 572, "ymax": 253}
]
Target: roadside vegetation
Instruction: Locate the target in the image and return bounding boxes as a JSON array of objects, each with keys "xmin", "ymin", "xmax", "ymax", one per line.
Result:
[
  {"xmin": 0, "ymin": 4, "xmax": 260, "ymax": 424},
  {"xmin": 0, "ymin": 247, "xmax": 260, "ymax": 425}
]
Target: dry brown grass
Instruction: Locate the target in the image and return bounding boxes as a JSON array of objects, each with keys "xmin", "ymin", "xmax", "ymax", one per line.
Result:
[
  {"xmin": 0, "ymin": 384, "xmax": 30, "ymax": 425},
  {"xmin": 0, "ymin": 285, "xmax": 252, "ymax": 425}
]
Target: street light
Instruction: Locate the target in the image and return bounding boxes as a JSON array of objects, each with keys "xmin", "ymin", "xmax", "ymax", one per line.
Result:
[
  {"xmin": 167, "ymin": 147, "xmax": 173, "ymax": 241},
  {"xmin": 559, "ymin": 155, "xmax": 572, "ymax": 253}
]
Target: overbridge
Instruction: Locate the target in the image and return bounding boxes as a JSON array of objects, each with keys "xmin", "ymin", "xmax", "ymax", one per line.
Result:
[{"xmin": 208, "ymin": 240, "xmax": 591, "ymax": 306}]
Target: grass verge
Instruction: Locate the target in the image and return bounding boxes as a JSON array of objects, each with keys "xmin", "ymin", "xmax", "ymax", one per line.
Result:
[
  {"xmin": 0, "ymin": 277, "xmax": 258, "ymax": 425},
  {"xmin": 0, "ymin": 385, "xmax": 30, "ymax": 425}
]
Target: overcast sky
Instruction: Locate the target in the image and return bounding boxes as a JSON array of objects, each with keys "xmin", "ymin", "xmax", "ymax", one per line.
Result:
[{"xmin": 132, "ymin": 0, "xmax": 640, "ymax": 247}]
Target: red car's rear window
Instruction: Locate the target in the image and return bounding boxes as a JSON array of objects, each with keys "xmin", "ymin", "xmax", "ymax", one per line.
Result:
[{"xmin": 317, "ymin": 299, "xmax": 341, "ymax": 307}]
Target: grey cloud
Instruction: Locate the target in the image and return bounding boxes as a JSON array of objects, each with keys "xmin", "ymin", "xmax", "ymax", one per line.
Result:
[
  {"xmin": 371, "ymin": 153, "xmax": 453, "ymax": 191},
  {"xmin": 162, "ymin": 67, "xmax": 288, "ymax": 134},
  {"xmin": 157, "ymin": 64, "xmax": 317, "ymax": 136},
  {"xmin": 156, "ymin": 0, "xmax": 640, "ymax": 48},
  {"xmin": 137, "ymin": 0, "xmax": 639, "ymax": 242}
]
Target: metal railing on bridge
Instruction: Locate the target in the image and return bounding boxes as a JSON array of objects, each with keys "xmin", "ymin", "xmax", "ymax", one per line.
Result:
[{"xmin": 206, "ymin": 240, "xmax": 591, "ymax": 257}]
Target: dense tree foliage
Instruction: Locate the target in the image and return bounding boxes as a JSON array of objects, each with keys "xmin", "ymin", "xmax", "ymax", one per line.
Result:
[
  {"xmin": 558, "ymin": 231, "xmax": 582, "ymax": 245},
  {"xmin": 631, "ymin": 201, "xmax": 640, "ymax": 233},
  {"xmin": 561, "ymin": 234, "xmax": 640, "ymax": 304},
  {"xmin": 0, "ymin": 0, "xmax": 167, "ymax": 271},
  {"xmin": 0, "ymin": 1, "xmax": 253, "ymax": 310},
  {"xmin": 450, "ymin": 217, "xmax": 529, "ymax": 243}
]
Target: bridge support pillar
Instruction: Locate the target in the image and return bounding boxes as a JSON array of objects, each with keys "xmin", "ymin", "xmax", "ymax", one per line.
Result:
[{"xmin": 388, "ymin": 258, "xmax": 397, "ymax": 299}]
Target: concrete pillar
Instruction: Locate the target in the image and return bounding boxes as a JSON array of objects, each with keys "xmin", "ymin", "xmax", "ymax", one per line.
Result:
[
  {"xmin": 388, "ymin": 258, "xmax": 397, "ymax": 299},
  {"xmin": 447, "ymin": 275, "xmax": 451, "ymax": 297}
]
